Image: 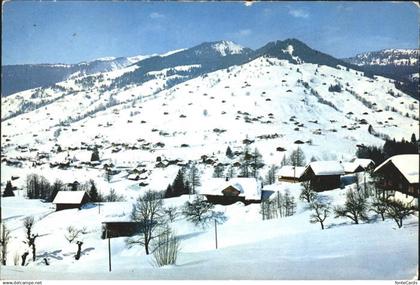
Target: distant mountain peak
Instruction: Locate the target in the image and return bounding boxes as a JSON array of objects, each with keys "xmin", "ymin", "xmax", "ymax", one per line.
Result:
[{"xmin": 210, "ymin": 40, "xmax": 245, "ymax": 56}]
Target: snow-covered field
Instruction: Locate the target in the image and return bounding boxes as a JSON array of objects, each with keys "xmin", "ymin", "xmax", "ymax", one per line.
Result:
[{"xmin": 1, "ymin": 184, "xmax": 418, "ymax": 280}]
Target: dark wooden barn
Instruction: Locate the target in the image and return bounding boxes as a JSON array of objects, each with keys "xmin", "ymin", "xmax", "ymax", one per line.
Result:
[
  {"xmin": 300, "ymin": 161, "xmax": 345, "ymax": 191},
  {"xmin": 374, "ymin": 154, "xmax": 419, "ymax": 201},
  {"xmin": 52, "ymin": 191, "xmax": 90, "ymax": 211},
  {"xmin": 101, "ymin": 221, "xmax": 143, "ymax": 239}
]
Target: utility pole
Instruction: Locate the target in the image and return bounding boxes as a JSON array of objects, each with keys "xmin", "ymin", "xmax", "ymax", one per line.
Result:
[
  {"xmin": 107, "ymin": 229, "xmax": 111, "ymax": 272},
  {"xmin": 98, "ymin": 188, "xmax": 101, "ymax": 214},
  {"xmin": 214, "ymin": 219, "xmax": 218, "ymax": 250}
]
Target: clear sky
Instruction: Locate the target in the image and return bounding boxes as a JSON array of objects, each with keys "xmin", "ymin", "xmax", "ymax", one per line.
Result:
[{"xmin": 2, "ymin": 1, "xmax": 418, "ymax": 65}]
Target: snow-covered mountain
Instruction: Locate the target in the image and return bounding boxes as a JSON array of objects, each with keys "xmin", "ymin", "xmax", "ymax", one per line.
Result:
[
  {"xmin": 343, "ymin": 49, "xmax": 419, "ymax": 99},
  {"xmin": 1, "ymin": 54, "xmax": 153, "ymax": 97},
  {"xmin": 344, "ymin": 49, "xmax": 418, "ymax": 66}
]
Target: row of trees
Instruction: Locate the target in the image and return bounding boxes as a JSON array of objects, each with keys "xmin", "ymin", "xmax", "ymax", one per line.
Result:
[
  {"xmin": 261, "ymin": 190, "xmax": 297, "ymax": 220},
  {"xmin": 356, "ymin": 136, "xmax": 418, "ymax": 165},
  {"xmin": 280, "ymin": 147, "xmax": 306, "ymax": 167},
  {"xmin": 25, "ymin": 174, "xmax": 122, "ymax": 203},
  {"xmin": 165, "ymin": 162, "xmax": 201, "ymax": 198},
  {"xmin": 300, "ymin": 181, "xmax": 417, "ymax": 230}
]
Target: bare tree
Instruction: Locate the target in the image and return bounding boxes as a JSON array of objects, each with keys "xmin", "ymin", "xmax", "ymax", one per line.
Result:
[
  {"xmin": 300, "ymin": 181, "xmax": 317, "ymax": 203},
  {"xmin": 309, "ymin": 199, "xmax": 331, "ymax": 230},
  {"xmin": 334, "ymin": 189, "xmax": 369, "ymax": 224},
  {"xmin": 265, "ymin": 164, "xmax": 278, "ymax": 185},
  {"xmin": 126, "ymin": 191, "xmax": 165, "ymax": 255},
  {"xmin": 0, "ymin": 224, "xmax": 11, "ymax": 265},
  {"xmin": 65, "ymin": 225, "xmax": 87, "ymax": 259},
  {"xmin": 386, "ymin": 199, "xmax": 417, "ymax": 228},
  {"xmin": 188, "ymin": 163, "xmax": 201, "ymax": 195},
  {"xmin": 370, "ymin": 196, "xmax": 389, "ymax": 221},
  {"xmin": 23, "ymin": 216, "xmax": 39, "ymax": 261},
  {"xmin": 152, "ymin": 227, "xmax": 180, "ymax": 267},
  {"xmin": 182, "ymin": 196, "xmax": 215, "ymax": 227},
  {"xmin": 164, "ymin": 206, "xmax": 179, "ymax": 223}
]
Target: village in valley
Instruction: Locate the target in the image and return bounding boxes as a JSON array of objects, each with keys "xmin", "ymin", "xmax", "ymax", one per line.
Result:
[{"xmin": 1, "ymin": 1, "xmax": 419, "ymax": 281}]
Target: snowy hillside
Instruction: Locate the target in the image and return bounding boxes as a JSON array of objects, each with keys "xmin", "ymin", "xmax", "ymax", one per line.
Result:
[
  {"xmin": 1, "ymin": 39, "xmax": 419, "ymax": 280},
  {"xmin": 1, "ymin": 187, "xmax": 418, "ymax": 279},
  {"xmin": 345, "ymin": 49, "xmax": 419, "ymax": 66}
]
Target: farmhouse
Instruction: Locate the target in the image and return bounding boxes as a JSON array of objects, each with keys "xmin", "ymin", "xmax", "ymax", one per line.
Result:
[
  {"xmin": 341, "ymin": 162, "xmax": 365, "ymax": 174},
  {"xmin": 300, "ymin": 161, "xmax": 345, "ymax": 191},
  {"xmin": 374, "ymin": 154, "xmax": 419, "ymax": 204},
  {"xmin": 198, "ymin": 178, "xmax": 261, "ymax": 205},
  {"xmin": 278, "ymin": 165, "xmax": 305, "ymax": 182},
  {"xmin": 52, "ymin": 191, "xmax": 90, "ymax": 211}
]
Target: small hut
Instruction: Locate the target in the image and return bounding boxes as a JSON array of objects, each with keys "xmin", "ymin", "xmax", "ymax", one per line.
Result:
[{"xmin": 52, "ymin": 191, "xmax": 90, "ymax": 211}]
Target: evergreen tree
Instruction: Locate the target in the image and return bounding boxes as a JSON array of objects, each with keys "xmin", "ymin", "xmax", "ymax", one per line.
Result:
[
  {"xmin": 3, "ymin": 181, "xmax": 15, "ymax": 197},
  {"xmin": 172, "ymin": 169, "xmax": 188, "ymax": 197},
  {"xmin": 289, "ymin": 147, "xmax": 306, "ymax": 167},
  {"xmin": 411, "ymin": 133, "xmax": 417, "ymax": 144},
  {"xmin": 164, "ymin": 184, "xmax": 173, "ymax": 198},
  {"xmin": 88, "ymin": 180, "xmax": 99, "ymax": 202},
  {"xmin": 90, "ymin": 148, "xmax": 100, "ymax": 162},
  {"xmin": 250, "ymin": 148, "xmax": 264, "ymax": 178},
  {"xmin": 239, "ymin": 146, "xmax": 252, "ymax": 177},
  {"xmin": 188, "ymin": 163, "xmax": 201, "ymax": 195},
  {"xmin": 226, "ymin": 146, "xmax": 234, "ymax": 159}
]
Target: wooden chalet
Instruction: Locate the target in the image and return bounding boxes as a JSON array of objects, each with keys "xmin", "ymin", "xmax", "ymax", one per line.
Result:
[
  {"xmin": 198, "ymin": 178, "xmax": 261, "ymax": 205},
  {"xmin": 300, "ymin": 161, "xmax": 345, "ymax": 191},
  {"xmin": 374, "ymin": 154, "xmax": 419, "ymax": 204},
  {"xmin": 52, "ymin": 191, "xmax": 90, "ymax": 211},
  {"xmin": 278, "ymin": 166, "xmax": 305, "ymax": 183}
]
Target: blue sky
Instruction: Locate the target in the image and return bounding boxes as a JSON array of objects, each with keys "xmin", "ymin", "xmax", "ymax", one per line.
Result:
[{"xmin": 2, "ymin": 1, "xmax": 418, "ymax": 65}]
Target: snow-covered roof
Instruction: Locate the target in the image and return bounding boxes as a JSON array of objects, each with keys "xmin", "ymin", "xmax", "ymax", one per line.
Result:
[
  {"xmin": 278, "ymin": 166, "xmax": 305, "ymax": 178},
  {"xmin": 352, "ymin": 158, "xmax": 375, "ymax": 168},
  {"xmin": 375, "ymin": 154, "xmax": 419, "ymax": 184},
  {"xmin": 306, "ymin": 161, "xmax": 345, "ymax": 176},
  {"xmin": 198, "ymin": 178, "xmax": 261, "ymax": 200},
  {"xmin": 52, "ymin": 191, "xmax": 88, "ymax": 204},
  {"xmin": 342, "ymin": 162, "xmax": 363, "ymax": 173}
]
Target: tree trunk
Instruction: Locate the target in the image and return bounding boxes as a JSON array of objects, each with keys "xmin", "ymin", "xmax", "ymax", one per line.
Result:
[
  {"xmin": 32, "ymin": 244, "xmax": 36, "ymax": 261},
  {"xmin": 145, "ymin": 242, "xmax": 150, "ymax": 255},
  {"xmin": 75, "ymin": 241, "xmax": 83, "ymax": 260},
  {"xmin": 21, "ymin": 252, "xmax": 29, "ymax": 266},
  {"xmin": 398, "ymin": 218, "xmax": 403, "ymax": 228},
  {"xmin": 320, "ymin": 220, "xmax": 324, "ymax": 230},
  {"xmin": 380, "ymin": 212, "xmax": 385, "ymax": 221}
]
